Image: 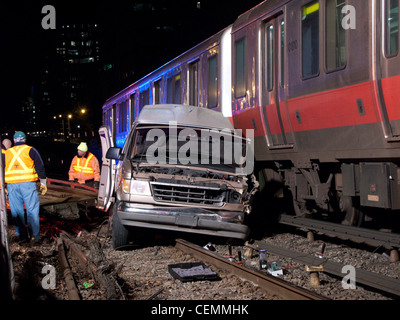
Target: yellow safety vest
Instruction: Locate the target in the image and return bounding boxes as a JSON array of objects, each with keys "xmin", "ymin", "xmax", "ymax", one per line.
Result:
[
  {"xmin": 5, "ymin": 145, "xmax": 38, "ymax": 184},
  {"xmin": 73, "ymin": 153, "xmax": 95, "ymax": 175}
]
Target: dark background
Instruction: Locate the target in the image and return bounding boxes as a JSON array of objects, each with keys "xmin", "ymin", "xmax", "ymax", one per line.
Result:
[{"xmin": 1, "ymin": 0, "xmax": 262, "ymax": 134}]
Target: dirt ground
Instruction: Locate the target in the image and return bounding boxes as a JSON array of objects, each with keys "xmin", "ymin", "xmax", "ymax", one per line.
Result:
[{"xmin": 7, "ymin": 206, "xmax": 110, "ymax": 300}]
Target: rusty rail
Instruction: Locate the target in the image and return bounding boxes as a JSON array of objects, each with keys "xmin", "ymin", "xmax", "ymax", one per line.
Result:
[{"xmin": 175, "ymin": 239, "xmax": 328, "ymax": 300}]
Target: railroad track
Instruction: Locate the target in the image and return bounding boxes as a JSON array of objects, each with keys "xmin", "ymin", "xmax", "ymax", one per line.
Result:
[
  {"xmin": 175, "ymin": 239, "xmax": 327, "ymax": 300},
  {"xmin": 252, "ymin": 240, "xmax": 400, "ymax": 298},
  {"xmin": 279, "ymin": 215, "xmax": 400, "ymax": 250}
]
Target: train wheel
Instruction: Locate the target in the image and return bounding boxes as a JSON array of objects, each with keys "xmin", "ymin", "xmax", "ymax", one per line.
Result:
[{"xmin": 341, "ymin": 196, "xmax": 364, "ymax": 227}]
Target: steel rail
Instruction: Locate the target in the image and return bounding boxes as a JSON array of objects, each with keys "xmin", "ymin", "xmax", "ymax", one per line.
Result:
[
  {"xmin": 255, "ymin": 241, "xmax": 400, "ymax": 298},
  {"xmin": 279, "ymin": 215, "xmax": 400, "ymax": 249},
  {"xmin": 175, "ymin": 239, "xmax": 328, "ymax": 300}
]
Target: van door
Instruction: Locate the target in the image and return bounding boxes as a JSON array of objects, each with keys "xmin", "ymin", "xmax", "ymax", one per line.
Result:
[{"xmin": 97, "ymin": 126, "xmax": 116, "ymax": 212}]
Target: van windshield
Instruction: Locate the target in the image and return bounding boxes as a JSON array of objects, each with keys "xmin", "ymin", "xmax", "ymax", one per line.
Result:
[{"xmin": 128, "ymin": 125, "xmax": 248, "ymax": 169}]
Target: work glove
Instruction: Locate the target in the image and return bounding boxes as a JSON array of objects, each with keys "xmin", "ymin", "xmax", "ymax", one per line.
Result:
[{"xmin": 40, "ymin": 178, "xmax": 48, "ymax": 195}]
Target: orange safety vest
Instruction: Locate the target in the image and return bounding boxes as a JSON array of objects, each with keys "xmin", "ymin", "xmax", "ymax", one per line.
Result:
[
  {"xmin": 5, "ymin": 145, "xmax": 38, "ymax": 184},
  {"xmin": 70, "ymin": 153, "xmax": 97, "ymax": 184}
]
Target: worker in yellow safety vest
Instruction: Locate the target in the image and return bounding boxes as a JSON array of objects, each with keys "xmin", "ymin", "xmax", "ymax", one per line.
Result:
[
  {"xmin": 69, "ymin": 142, "xmax": 100, "ymax": 189},
  {"xmin": 5, "ymin": 131, "xmax": 47, "ymax": 245}
]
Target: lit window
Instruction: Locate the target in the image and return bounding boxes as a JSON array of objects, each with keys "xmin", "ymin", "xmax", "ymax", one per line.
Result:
[{"xmin": 302, "ymin": 1, "xmax": 320, "ymax": 78}]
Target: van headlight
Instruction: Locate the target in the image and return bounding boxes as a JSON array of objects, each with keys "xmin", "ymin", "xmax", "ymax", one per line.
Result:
[{"xmin": 122, "ymin": 179, "xmax": 151, "ymax": 196}]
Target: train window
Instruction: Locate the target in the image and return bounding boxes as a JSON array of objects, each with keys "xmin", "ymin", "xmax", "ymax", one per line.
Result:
[
  {"xmin": 139, "ymin": 89, "xmax": 150, "ymax": 112},
  {"xmin": 174, "ymin": 74, "xmax": 181, "ymax": 104},
  {"xmin": 385, "ymin": 0, "xmax": 399, "ymax": 57},
  {"xmin": 302, "ymin": 1, "xmax": 320, "ymax": 78},
  {"xmin": 280, "ymin": 20, "xmax": 285, "ymax": 87},
  {"xmin": 167, "ymin": 77, "xmax": 173, "ymax": 104},
  {"xmin": 167, "ymin": 74, "xmax": 181, "ymax": 104},
  {"xmin": 130, "ymin": 93, "xmax": 136, "ymax": 124},
  {"xmin": 266, "ymin": 24, "xmax": 274, "ymax": 91},
  {"xmin": 189, "ymin": 61, "xmax": 199, "ymax": 106},
  {"xmin": 326, "ymin": 0, "xmax": 346, "ymax": 71},
  {"xmin": 154, "ymin": 80, "xmax": 161, "ymax": 104},
  {"xmin": 118, "ymin": 100, "xmax": 128, "ymax": 133},
  {"xmin": 208, "ymin": 55, "xmax": 218, "ymax": 108},
  {"xmin": 235, "ymin": 38, "xmax": 247, "ymax": 98}
]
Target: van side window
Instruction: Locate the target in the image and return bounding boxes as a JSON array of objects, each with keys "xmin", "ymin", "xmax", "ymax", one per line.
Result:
[
  {"xmin": 235, "ymin": 38, "xmax": 246, "ymax": 98},
  {"xmin": 385, "ymin": 0, "xmax": 399, "ymax": 57},
  {"xmin": 326, "ymin": 0, "xmax": 346, "ymax": 71},
  {"xmin": 208, "ymin": 55, "xmax": 218, "ymax": 108},
  {"xmin": 302, "ymin": 1, "xmax": 320, "ymax": 78}
]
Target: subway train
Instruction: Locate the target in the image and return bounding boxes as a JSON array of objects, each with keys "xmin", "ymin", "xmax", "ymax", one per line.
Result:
[{"xmin": 102, "ymin": 0, "xmax": 400, "ymax": 228}]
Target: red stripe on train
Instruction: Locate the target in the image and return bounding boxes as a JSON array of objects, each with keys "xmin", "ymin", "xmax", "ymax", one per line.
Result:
[{"xmin": 233, "ymin": 80, "xmax": 383, "ymax": 136}]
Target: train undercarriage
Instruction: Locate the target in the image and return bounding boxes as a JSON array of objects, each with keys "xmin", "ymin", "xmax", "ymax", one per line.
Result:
[{"xmin": 258, "ymin": 160, "xmax": 400, "ymax": 232}]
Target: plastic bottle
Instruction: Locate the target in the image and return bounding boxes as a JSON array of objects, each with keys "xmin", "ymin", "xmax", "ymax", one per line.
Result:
[{"xmin": 259, "ymin": 250, "xmax": 267, "ymax": 270}]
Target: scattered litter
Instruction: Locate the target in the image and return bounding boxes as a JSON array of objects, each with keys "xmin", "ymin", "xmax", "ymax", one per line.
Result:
[
  {"xmin": 267, "ymin": 262, "xmax": 283, "ymax": 277},
  {"xmin": 203, "ymin": 242, "xmax": 216, "ymax": 251},
  {"xmin": 259, "ymin": 250, "xmax": 267, "ymax": 270},
  {"xmin": 168, "ymin": 262, "xmax": 219, "ymax": 282},
  {"xmin": 382, "ymin": 252, "xmax": 390, "ymax": 260},
  {"xmin": 316, "ymin": 243, "xmax": 326, "ymax": 258},
  {"xmin": 83, "ymin": 281, "xmax": 94, "ymax": 289}
]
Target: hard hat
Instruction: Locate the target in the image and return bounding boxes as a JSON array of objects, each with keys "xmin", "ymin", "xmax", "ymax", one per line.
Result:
[
  {"xmin": 77, "ymin": 142, "xmax": 88, "ymax": 152},
  {"xmin": 14, "ymin": 131, "xmax": 26, "ymax": 142}
]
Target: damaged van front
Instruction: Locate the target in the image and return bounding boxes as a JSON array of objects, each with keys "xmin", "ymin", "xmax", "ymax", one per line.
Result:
[{"xmin": 98, "ymin": 105, "xmax": 257, "ymax": 248}]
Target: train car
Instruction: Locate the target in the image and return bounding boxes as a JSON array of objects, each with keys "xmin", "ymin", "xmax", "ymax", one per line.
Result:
[
  {"xmin": 102, "ymin": 25, "xmax": 233, "ymax": 148},
  {"xmin": 231, "ymin": 0, "xmax": 400, "ymax": 226},
  {"xmin": 103, "ymin": 0, "xmax": 400, "ymax": 228}
]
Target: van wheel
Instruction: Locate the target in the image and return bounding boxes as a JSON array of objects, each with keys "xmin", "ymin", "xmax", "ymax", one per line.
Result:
[{"xmin": 112, "ymin": 207, "xmax": 131, "ymax": 249}]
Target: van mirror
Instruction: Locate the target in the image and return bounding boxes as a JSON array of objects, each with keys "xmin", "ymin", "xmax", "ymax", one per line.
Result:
[{"xmin": 106, "ymin": 147, "xmax": 123, "ymax": 160}]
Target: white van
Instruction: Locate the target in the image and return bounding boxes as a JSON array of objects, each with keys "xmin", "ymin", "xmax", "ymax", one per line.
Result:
[{"xmin": 98, "ymin": 105, "xmax": 258, "ymax": 248}]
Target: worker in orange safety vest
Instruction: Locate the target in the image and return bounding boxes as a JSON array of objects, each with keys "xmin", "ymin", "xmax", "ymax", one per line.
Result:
[
  {"xmin": 69, "ymin": 142, "xmax": 100, "ymax": 189},
  {"xmin": 5, "ymin": 131, "xmax": 47, "ymax": 245}
]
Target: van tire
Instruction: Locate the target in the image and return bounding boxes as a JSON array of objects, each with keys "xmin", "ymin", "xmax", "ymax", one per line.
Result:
[{"xmin": 112, "ymin": 207, "xmax": 130, "ymax": 249}]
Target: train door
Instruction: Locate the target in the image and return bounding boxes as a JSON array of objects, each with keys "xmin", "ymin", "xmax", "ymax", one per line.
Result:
[
  {"xmin": 97, "ymin": 126, "xmax": 116, "ymax": 212},
  {"xmin": 380, "ymin": 0, "xmax": 400, "ymax": 139},
  {"xmin": 262, "ymin": 14, "xmax": 293, "ymax": 149}
]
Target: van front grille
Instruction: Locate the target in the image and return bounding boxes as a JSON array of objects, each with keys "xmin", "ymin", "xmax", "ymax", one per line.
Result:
[{"xmin": 150, "ymin": 181, "xmax": 224, "ymax": 207}]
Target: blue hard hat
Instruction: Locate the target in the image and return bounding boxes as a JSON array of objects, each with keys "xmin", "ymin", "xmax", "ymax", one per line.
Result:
[{"xmin": 14, "ymin": 131, "xmax": 26, "ymax": 142}]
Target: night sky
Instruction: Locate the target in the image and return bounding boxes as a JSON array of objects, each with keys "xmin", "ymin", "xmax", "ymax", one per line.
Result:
[{"xmin": 1, "ymin": 0, "xmax": 263, "ymax": 131}]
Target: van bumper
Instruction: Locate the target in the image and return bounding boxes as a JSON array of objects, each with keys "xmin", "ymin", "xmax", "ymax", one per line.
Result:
[{"xmin": 116, "ymin": 202, "xmax": 249, "ymax": 240}]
